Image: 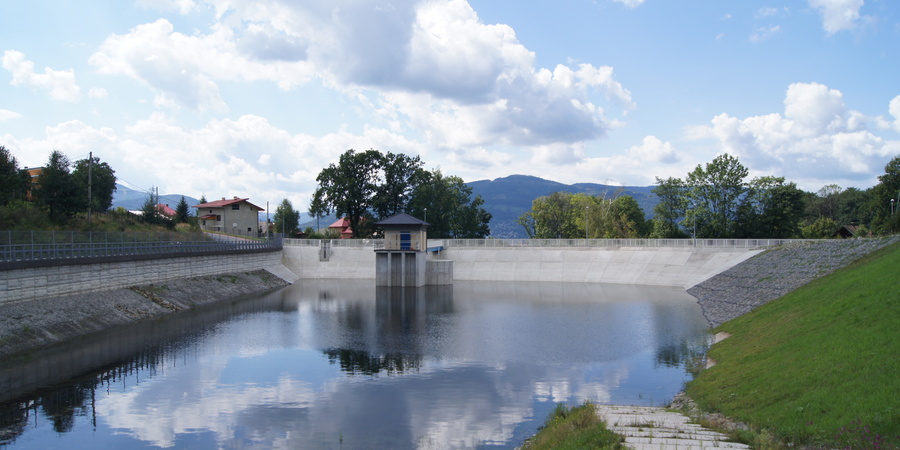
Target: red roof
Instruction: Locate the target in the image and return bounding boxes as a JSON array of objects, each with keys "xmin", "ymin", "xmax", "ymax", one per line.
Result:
[
  {"xmin": 328, "ymin": 217, "xmax": 350, "ymax": 229},
  {"xmin": 156, "ymin": 204, "xmax": 177, "ymax": 217},
  {"xmin": 193, "ymin": 197, "xmax": 264, "ymax": 211}
]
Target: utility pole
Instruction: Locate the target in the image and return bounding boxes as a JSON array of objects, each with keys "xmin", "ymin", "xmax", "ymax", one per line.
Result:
[{"xmin": 87, "ymin": 151, "xmax": 93, "ymax": 229}]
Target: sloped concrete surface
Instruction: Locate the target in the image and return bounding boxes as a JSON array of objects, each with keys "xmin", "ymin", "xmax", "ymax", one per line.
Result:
[{"xmin": 597, "ymin": 405, "xmax": 750, "ymax": 450}]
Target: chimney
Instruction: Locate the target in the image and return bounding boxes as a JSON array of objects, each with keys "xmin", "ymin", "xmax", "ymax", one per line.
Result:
[
  {"xmin": 222, "ymin": 197, "xmax": 226, "ymax": 200},
  {"xmin": 233, "ymin": 196, "xmax": 239, "ymax": 199}
]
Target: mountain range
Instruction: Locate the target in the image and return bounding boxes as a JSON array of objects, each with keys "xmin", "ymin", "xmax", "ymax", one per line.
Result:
[
  {"xmin": 111, "ymin": 176, "xmax": 659, "ymax": 238},
  {"xmin": 467, "ymin": 175, "xmax": 657, "ymax": 238}
]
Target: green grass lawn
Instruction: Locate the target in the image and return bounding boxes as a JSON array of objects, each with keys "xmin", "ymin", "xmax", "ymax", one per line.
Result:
[
  {"xmin": 686, "ymin": 241, "xmax": 900, "ymax": 448},
  {"xmin": 521, "ymin": 403, "xmax": 626, "ymax": 450}
]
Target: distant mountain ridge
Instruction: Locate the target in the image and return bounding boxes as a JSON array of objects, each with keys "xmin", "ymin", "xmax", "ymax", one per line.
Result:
[
  {"xmin": 466, "ymin": 175, "xmax": 657, "ymax": 238},
  {"xmin": 111, "ymin": 177, "xmax": 658, "ymax": 238},
  {"xmin": 111, "ymin": 184, "xmax": 200, "ymax": 212}
]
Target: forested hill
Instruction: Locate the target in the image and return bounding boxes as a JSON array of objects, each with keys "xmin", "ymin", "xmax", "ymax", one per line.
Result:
[{"xmin": 466, "ymin": 175, "xmax": 657, "ymax": 238}]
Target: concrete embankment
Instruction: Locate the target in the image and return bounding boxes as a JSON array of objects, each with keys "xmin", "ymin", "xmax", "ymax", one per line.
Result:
[
  {"xmin": 689, "ymin": 237, "xmax": 900, "ymax": 327},
  {"xmin": 282, "ymin": 244, "xmax": 764, "ymax": 289},
  {"xmin": 0, "ymin": 269, "xmax": 290, "ymax": 360}
]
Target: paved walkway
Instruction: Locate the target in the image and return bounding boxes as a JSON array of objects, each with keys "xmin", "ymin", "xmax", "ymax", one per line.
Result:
[{"xmin": 597, "ymin": 405, "xmax": 750, "ymax": 449}]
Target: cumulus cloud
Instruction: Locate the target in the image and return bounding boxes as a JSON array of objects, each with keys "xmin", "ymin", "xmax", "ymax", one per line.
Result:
[
  {"xmin": 808, "ymin": 0, "xmax": 864, "ymax": 34},
  {"xmin": 0, "ymin": 110, "xmax": 21, "ymax": 122},
  {"xmin": 88, "ymin": 18, "xmax": 315, "ymax": 111},
  {"xmin": 889, "ymin": 95, "xmax": 900, "ymax": 133},
  {"xmin": 2, "ymin": 50, "xmax": 81, "ymax": 102},
  {"xmin": 89, "ymin": 0, "xmax": 632, "ymax": 154},
  {"xmin": 689, "ymin": 82, "xmax": 898, "ymax": 188}
]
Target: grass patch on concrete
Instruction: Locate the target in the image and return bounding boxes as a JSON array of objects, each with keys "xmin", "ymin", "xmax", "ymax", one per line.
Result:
[
  {"xmin": 521, "ymin": 402, "xmax": 626, "ymax": 449},
  {"xmin": 686, "ymin": 241, "xmax": 900, "ymax": 448}
]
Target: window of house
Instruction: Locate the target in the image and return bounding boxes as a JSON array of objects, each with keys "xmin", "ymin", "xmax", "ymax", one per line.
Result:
[
  {"xmin": 216, "ymin": 215, "xmax": 221, "ymax": 221},
  {"xmin": 232, "ymin": 204, "xmax": 240, "ymax": 210}
]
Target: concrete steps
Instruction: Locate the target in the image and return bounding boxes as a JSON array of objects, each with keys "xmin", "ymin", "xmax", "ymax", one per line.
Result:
[{"xmin": 597, "ymin": 405, "xmax": 750, "ymax": 450}]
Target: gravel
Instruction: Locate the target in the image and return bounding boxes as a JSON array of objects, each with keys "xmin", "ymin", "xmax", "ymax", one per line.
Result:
[{"xmin": 688, "ymin": 237, "xmax": 900, "ymax": 328}]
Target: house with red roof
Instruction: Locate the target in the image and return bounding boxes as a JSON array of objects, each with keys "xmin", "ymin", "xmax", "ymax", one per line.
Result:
[
  {"xmin": 193, "ymin": 197, "xmax": 265, "ymax": 235},
  {"xmin": 328, "ymin": 217, "xmax": 355, "ymax": 239},
  {"xmin": 156, "ymin": 203, "xmax": 177, "ymax": 218}
]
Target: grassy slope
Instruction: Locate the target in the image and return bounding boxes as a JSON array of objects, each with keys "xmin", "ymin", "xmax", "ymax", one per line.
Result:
[
  {"xmin": 522, "ymin": 403, "xmax": 626, "ymax": 450},
  {"xmin": 686, "ymin": 241, "xmax": 900, "ymax": 448}
]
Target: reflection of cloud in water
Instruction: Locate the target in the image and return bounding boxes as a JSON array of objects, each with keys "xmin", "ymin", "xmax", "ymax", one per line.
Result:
[
  {"xmin": 23, "ymin": 280, "xmax": 708, "ymax": 449},
  {"xmin": 94, "ymin": 349, "xmax": 636, "ymax": 449}
]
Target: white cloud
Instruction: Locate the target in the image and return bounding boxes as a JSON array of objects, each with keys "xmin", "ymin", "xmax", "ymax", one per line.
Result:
[
  {"xmin": 609, "ymin": 0, "xmax": 645, "ymax": 8},
  {"xmin": 88, "ymin": 18, "xmax": 314, "ymax": 111},
  {"xmin": 889, "ymin": 95, "xmax": 900, "ymax": 133},
  {"xmin": 808, "ymin": 0, "xmax": 864, "ymax": 34},
  {"xmin": 626, "ymin": 136, "xmax": 679, "ymax": 164},
  {"xmin": 2, "ymin": 50, "xmax": 81, "ymax": 102},
  {"xmin": 0, "ymin": 110, "xmax": 21, "ymax": 122},
  {"xmin": 750, "ymin": 25, "xmax": 782, "ymax": 42},
  {"xmin": 135, "ymin": 0, "xmax": 198, "ymax": 14},
  {"xmin": 689, "ymin": 82, "xmax": 897, "ymax": 189},
  {"xmin": 88, "ymin": 87, "xmax": 109, "ymax": 99},
  {"xmin": 88, "ymin": 1, "xmax": 633, "ymax": 153}
]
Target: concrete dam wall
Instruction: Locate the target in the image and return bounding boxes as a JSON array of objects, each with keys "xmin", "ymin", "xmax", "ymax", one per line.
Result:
[{"xmin": 281, "ymin": 243, "xmax": 764, "ymax": 289}]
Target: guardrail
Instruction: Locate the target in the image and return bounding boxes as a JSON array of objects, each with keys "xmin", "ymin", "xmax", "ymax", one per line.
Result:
[
  {"xmin": 0, "ymin": 230, "xmax": 283, "ymax": 268},
  {"xmin": 282, "ymin": 238, "xmax": 807, "ymax": 249}
]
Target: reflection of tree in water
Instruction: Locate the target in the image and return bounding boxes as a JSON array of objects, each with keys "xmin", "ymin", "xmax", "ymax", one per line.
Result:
[
  {"xmin": 655, "ymin": 336, "xmax": 709, "ymax": 370},
  {"xmin": 0, "ymin": 348, "xmax": 173, "ymax": 445},
  {"xmin": 323, "ymin": 348, "xmax": 422, "ymax": 376}
]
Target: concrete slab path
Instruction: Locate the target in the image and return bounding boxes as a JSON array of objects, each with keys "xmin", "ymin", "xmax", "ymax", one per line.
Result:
[{"xmin": 597, "ymin": 405, "xmax": 750, "ymax": 450}]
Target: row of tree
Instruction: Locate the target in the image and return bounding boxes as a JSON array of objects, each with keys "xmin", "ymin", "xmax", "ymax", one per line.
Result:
[
  {"xmin": 288, "ymin": 149, "xmax": 492, "ymax": 239},
  {"xmin": 0, "ymin": 146, "xmax": 117, "ymax": 222},
  {"xmin": 520, "ymin": 153, "xmax": 900, "ymax": 240}
]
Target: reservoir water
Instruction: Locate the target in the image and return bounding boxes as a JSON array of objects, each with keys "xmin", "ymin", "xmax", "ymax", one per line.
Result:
[{"xmin": 0, "ymin": 280, "xmax": 710, "ymax": 449}]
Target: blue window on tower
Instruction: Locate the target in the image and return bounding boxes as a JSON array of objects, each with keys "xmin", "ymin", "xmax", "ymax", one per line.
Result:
[{"xmin": 400, "ymin": 232, "xmax": 411, "ymax": 250}]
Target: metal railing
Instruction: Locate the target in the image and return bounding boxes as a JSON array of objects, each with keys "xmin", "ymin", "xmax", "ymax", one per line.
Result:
[
  {"xmin": 434, "ymin": 238, "xmax": 808, "ymax": 248},
  {"xmin": 282, "ymin": 237, "xmax": 807, "ymax": 250},
  {"xmin": 0, "ymin": 230, "xmax": 283, "ymax": 267},
  {"xmin": 284, "ymin": 238, "xmax": 382, "ymax": 248}
]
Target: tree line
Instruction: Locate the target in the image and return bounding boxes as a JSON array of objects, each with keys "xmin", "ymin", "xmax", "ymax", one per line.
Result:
[
  {"xmin": 519, "ymin": 153, "xmax": 900, "ymax": 239},
  {"xmin": 0, "ymin": 146, "xmax": 194, "ymax": 230},
  {"xmin": 273, "ymin": 149, "xmax": 492, "ymax": 239}
]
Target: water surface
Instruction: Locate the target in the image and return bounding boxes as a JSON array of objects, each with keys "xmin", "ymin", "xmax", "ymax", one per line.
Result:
[{"xmin": 0, "ymin": 280, "xmax": 710, "ymax": 449}]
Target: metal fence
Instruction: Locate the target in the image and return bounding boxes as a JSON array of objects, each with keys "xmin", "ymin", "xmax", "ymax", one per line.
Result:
[
  {"xmin": 0, "ymin": 230, "xmax": 283, "ymax": 266},
  {"xmin": 434, "ymin": 238, "xmax": 808, "ymax": 248},
  {"xmin": 282, "ymin": 237, "xmax": 807, "ymax": 249}
]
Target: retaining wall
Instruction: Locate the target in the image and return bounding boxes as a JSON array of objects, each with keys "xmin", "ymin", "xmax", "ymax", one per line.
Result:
[
  {"xmin": 1, "ymin": 251, "xmax": 283, "ymax": 304},
  {"xmin": 281, "ymin": 245, "xmax": 762, "ymax": 289}
]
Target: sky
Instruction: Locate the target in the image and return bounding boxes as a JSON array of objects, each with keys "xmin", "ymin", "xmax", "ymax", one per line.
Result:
[{"xmin": 1, "ymin": 0, "xmax": 899, "ymax": 212}]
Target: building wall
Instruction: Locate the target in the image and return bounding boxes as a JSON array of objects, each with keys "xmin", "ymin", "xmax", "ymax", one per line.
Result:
[
  {"xmin": 198, "ymin": 202, "xmax": 261, "ymax": 234},
  {"xmin": 1, "ymin": 251, "xmax": 282, "ymax": 304}
]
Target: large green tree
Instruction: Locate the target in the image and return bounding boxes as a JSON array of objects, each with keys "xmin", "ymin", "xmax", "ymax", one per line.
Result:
[
  {"xmin": 34, "ymin": 150, "xmax": 78, "ymax": 221},
  {"xmin": 72, "ymin": 155, "xmax": 117, "ymax": 213},
  {"xmin": 521, "ymin": 191, "xmax": 578, "ymax": 239},
  {"xmin": 650, "ymin": 176, "xmax": 687, "ymax": 238},
  {"xmin": 736, "ymin": 176, "xmax": 805, "ymax": 238},
  {"xmin": 0, "ymin": 146, "xmax": 28, "ymax": 205},
  {"xmin": 686, "ymin": 153, "xmax": 748, "ymax": 238},
  {"xmin": 407, "ymin": 169, "xmax": 491, "ymax": 238},
  {"xmin": 868, "ymin": 156, "xmax": 900, "ymax": 232},
  {"xmin": 313, "ymin": 149, "xmax": 383, "ymax": 238},
  {"xmin": 274, "ymin": 198, "xmax": 301, "ymax": 236},
  {"xmin": 373, "ymin": 152, "xmax": 428, "ymax": 219}
]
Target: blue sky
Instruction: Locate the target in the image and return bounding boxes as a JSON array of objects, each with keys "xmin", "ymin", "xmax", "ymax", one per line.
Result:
[{"xmin": 1, "ymin": 0, "xmax": 898, "ymax": 211}]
